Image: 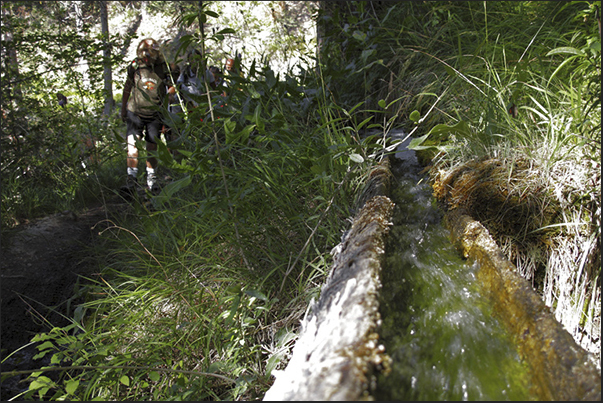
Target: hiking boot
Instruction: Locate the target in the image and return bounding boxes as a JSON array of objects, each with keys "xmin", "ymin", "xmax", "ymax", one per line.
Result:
[
  {"xmin": 126, "ymin": 174, "xmax": 138, "ymax": 188},
  {"xmin": 146, "ymin": 175, "xmax": 161, "ymax": 195},
  {"xmin": 149, "ymin": 182, "xmax": 161, "ymax": 195},
  {"xmin": 119, "ymin": 175, "xmax": 139, "ymax": 199}
]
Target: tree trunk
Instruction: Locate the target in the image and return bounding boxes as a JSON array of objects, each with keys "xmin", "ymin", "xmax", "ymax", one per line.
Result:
[
  {"xmin": 1, "ymin": 3, "xmax": 22, "ymax": 102},
  {"xmin": 100, "ymin": 0, "xmax": 114, "ymax": 116}
]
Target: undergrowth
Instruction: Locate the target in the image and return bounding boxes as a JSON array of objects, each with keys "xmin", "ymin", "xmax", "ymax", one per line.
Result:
[
  {"xmin": 394, "ymin": 1, "xmax": 601, "ymax": 363},
  {"xmin": 1, "ymin": 15, "xmax": 398, "ymax": 398},
  {"xmin": 2, "ymin": 1, "xmax": 600, "ymax": 400}
]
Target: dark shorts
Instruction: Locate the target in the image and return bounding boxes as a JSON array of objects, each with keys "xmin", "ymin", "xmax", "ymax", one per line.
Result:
[{"xmin": 126, "ymin": 111, "xmax": 162, "ymax": 144}]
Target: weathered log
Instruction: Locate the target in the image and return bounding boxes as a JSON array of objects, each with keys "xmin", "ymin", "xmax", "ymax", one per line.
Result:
[
  {"xmin": 263, "ymin": 160, "xmax": 394, "ymax": 401},
  {"xmin": 445, "ymin": 208, "xmax": 601, "ymax": 401}
]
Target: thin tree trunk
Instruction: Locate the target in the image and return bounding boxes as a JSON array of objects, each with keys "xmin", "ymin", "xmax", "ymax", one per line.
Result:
[
  {"xmin": 100, "ymin": 0, "xmax": 114, "ymax": 116},
  {"xmin": 1, "ymin": 3, "xmax": 22, "ymax": 101}
]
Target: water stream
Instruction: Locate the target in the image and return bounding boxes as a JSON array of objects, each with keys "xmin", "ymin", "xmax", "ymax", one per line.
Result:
[{"xmin": 373, "ymin": 135, "xmax": 534, "ymax": 400}]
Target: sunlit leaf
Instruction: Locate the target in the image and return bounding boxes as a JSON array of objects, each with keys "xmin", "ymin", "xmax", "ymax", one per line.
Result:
[
  {"xmin": 546, "ymin": 46, "xmax": 584, "ymax": 56},
  {"xmin": 120, "ymin": 375, "xmax": 130, "ymax": 386},
  {"xmin": 352, "ymin": 30, "xmax": 367, "ymax": 42},
  {"xmin": 65, "ymin": 380, "xmax": 79, "ymax": 395},
  {"xmin": 349, "ymin": 153, "xmax": 364, "ymax": 163},
  {"xmin": 409, "ymin": 110, "xmax": 421, "ymax": 123}
]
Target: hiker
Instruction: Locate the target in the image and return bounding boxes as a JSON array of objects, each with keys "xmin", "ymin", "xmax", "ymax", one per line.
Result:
[
  {"xmin": 173, "ymin": 50, "xmax": 226, "ymax": 122},
  {"xmin": 120, "ymin": 38, "xmax": 177, "ymax": 193},
  {"xmin": 175, "ymin": 49, "xmax": 223, "ymax": 110},
  {"xmin": 57, "ymin": 92, "xmax": 68, "ymax": 108}
]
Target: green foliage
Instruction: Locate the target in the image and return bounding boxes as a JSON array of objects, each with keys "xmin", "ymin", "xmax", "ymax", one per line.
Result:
[
  {"xmin": 316, "ymin": 0, "xmax": 600, "ymax": 366},
  {"xmin": 1, "ymin": 1, "xmax": 127, "ymax": 227},
  {"xmin": 1, "ymin": 3, "xmax": 397, "ymax": 400},
  {"xmin": 3, "ymin": 1, "xmax": 601, "ymax": 400},
  {"xmin": 10, "ymin": 59, "xmax": 385, "ymax": 398}
]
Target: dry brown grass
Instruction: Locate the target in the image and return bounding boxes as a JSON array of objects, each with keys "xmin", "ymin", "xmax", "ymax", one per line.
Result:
[{"xmin": 430, "ymin": 152, "xmax": 601, "ymax": 368}]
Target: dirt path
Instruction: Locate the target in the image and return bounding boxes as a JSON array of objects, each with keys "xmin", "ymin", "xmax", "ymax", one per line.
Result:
[{"xmin": 1, "ymin": 203, "xmax": 113, "ymax": 399}]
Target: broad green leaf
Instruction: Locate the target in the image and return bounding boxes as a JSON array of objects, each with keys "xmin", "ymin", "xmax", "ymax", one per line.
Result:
[
  {"xmin": 208, "ymin": 362, "xmax": 225, "ymax": 373},
  {"xmin": 226, "ymin": 124, "xmax": 255, "ymax": 145},
  {"xmin": 216, "ymin": 28, "xmax": 236, "ymax": 35},
  {"xmin": 120, "ymin": 375, "xmax": 130, "ymax": 387},
  {"xmin": 444, "ymin": 65, "xmax": 457, "ymax": 77},
  {"xmin": 149, "ymin": 371, "xmax": 160, "ymax": 382},
  {"xmin": 29, "ymin": 376, "xmax": 53, "ymax": 391},
  {"xmin": 348, "ymin": 101, "xmax": 365, "ymax": 114},
  {"xmin": 361, "ymin": 48, "xmax": 376, "ymax": 63},
  {"xmin": 73, "ymin": 305, "xmax": 85, "ymax": 324},
  {"xmin": 225, "ymin": 294, "xmax": 241, "ymax": 326},
  {"xmin": 354, "ymin": 59, "xmax": 384, "ymax": 73},
  {"xmin": 425, "ymin": 120, "xmax": 470, "ymax": 139},
  {"xmin": 409, "ymin": 110, "xmax": 421, "ymax": 123},
  {"xmin": 408, "ymin": 133, "xmax": 430, "ymax": 149},
  {"xmin": 36, "ymin": 341, "xmax": 55, "ymax": 351},
  {"xmin": 65, "ymin": 380, "xmax": 79, "ymax": 395},
  {"xmin": 589, "ymin": 41, "xmax": 601, "ymax": 52},
  {"xmin": 352, "ymin": 30, "xmax": 367, "ymax": 41},
  {"xmin": 408, "ymin": 120, "xmax": 466, "ymax": 151},
  {"xmin": 227, "ymin": 285, "xmax": 242, "ymax": 294},
  {"xmin": 154, "ymin": 175, "xmax": 192, "ymax": 207},
  {"xmin": 266, "ymin": 351, "xmax": 286, "ymax": 375},
  {"xmin": 386, "ymin": 96, "xmax": 405, "ymax": 110},
  {"xmin": 156, "ymin": 139, "xmax": 174, "ymax": 166},
  {"xmin": 378, "ymin": 99, "xmax": 386, "ymax": 109},
  {"xmin": 253, "ymin": 104, "xmax": 265, "ymax": 133},
  {"xmin": 175, "ymin": 149, "xmax": 192, "ymax": 158},
  {"xmin": 223, "ymin": 119, "xmax": 237, "ymax": 136},
  {"xmin": 265, "ymin": 69, "xmax": 277, "ymax": 88}
]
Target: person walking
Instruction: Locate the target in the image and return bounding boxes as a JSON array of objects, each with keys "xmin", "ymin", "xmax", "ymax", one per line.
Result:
[{"xmin": 120, "ymin": 38, "xmax": 177, "ymax": 193}]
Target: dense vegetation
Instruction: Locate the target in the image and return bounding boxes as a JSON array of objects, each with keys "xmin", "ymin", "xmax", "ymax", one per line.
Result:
[{"xmin": 1, "ymin": 1, "xmax": 600, "ymax": 400}]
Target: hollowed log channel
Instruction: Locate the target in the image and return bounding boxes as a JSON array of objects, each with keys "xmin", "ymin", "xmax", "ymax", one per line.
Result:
[{"xmin": 264, "ymin": 149, "xmax": 600, "ymax": 400}]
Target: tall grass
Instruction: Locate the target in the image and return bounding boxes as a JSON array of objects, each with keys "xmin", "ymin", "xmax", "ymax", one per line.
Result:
[
  {"xmin": 4, "ymin": 47, "xmax": 398, "ymax": 399},
  {"xmin": 386, "ymin": 1, "xmax": 601, "ymax": 364},
  {"xmin": 314, "ymin": 0, "xmax": 600, "ymax": 368},
  {"xmin": 3, "ymin": 2, "xmax": 600, "ymax": 399}
]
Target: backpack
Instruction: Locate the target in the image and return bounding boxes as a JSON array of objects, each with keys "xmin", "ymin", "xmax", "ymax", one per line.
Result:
[
  {"xmin": 177, "ymin": 64, "xmax": 203, "ymax": 108},
  {"xmin": 127, "ymin": 60, "xmax": 167, "ymax": 117}
]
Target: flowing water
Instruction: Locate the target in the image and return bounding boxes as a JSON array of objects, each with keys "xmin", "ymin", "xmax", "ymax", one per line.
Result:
[{"xmin": 373, "ymin": 135, "xmax": 533, "ymax": 400}]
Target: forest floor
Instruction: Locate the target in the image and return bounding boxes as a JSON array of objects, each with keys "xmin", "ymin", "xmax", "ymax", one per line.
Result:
[{"xmin": 0, "ymin": 199, "xmax": 117, "ymax": 400}]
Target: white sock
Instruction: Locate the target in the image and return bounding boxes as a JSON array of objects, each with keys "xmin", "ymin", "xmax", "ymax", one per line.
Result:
[
  {"xmin": 146, "ymin": 167, "xmax": 156, "ymax": 188},
  {"xmin": 127, "ymin": 167, "xmax": 138, "ymax": 177}
]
